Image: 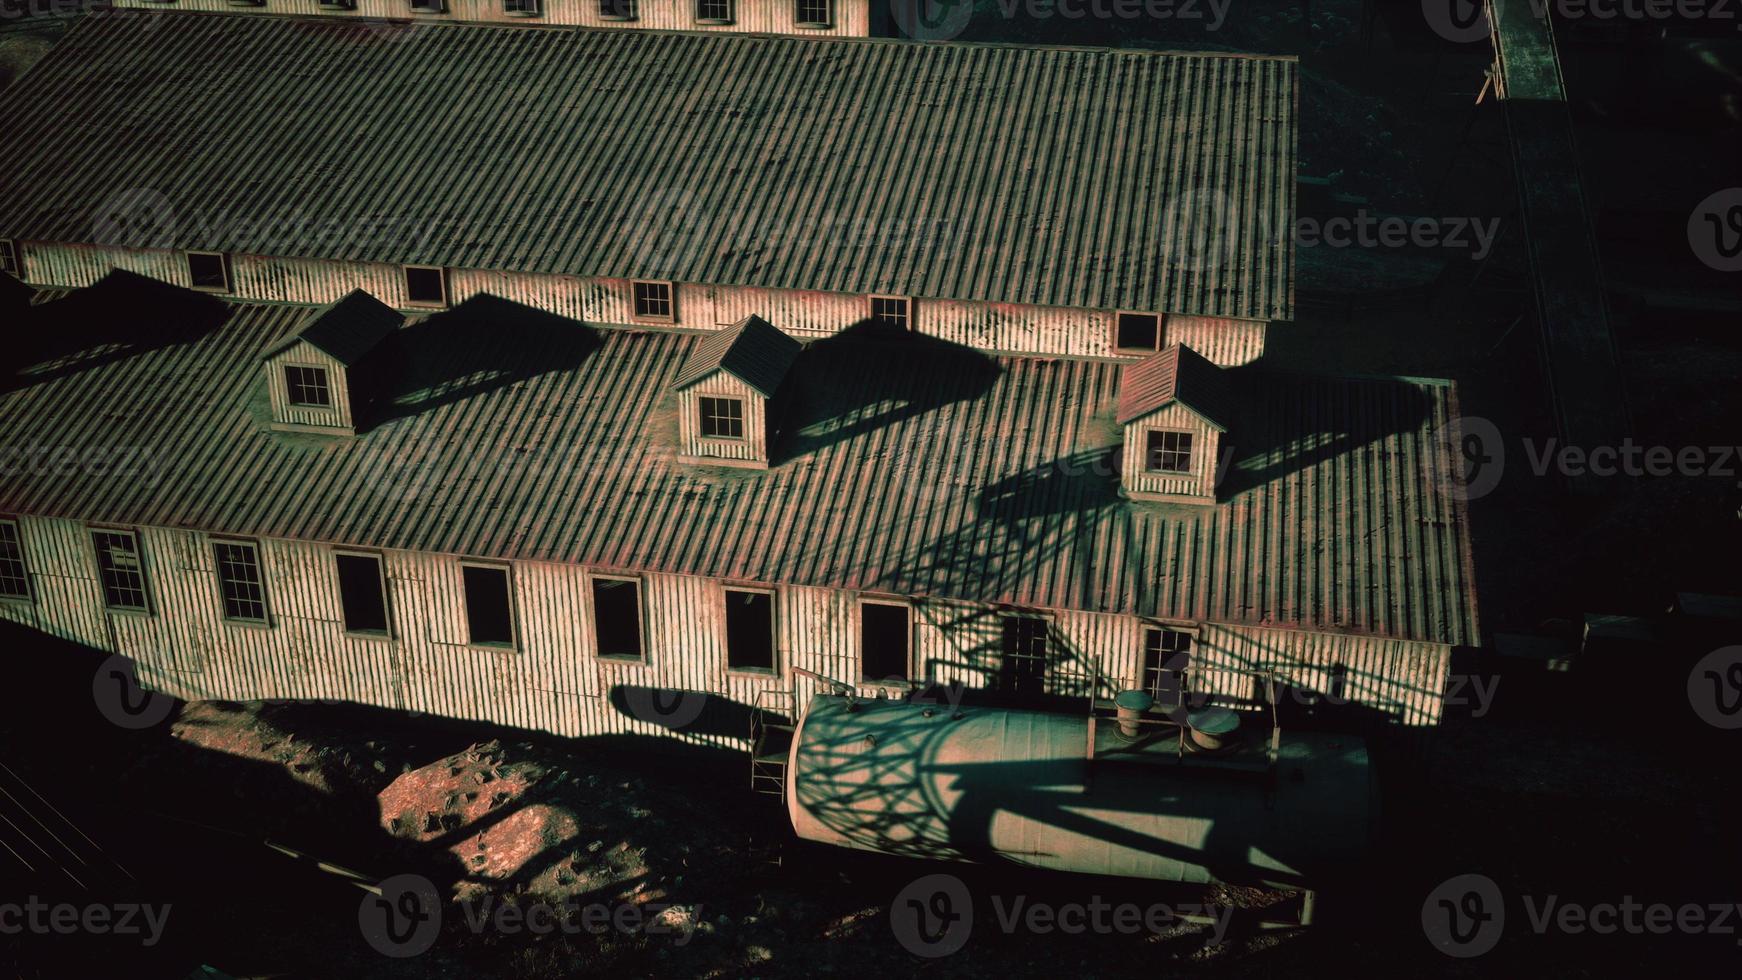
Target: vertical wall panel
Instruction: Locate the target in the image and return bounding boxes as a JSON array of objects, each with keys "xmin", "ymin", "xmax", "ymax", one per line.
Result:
[{"xmin": 111, "ymin": 0, "xmax": 874, "ymax": 36}]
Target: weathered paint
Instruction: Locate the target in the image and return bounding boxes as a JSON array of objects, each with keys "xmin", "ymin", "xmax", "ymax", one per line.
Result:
[
  {"xmin": 111, "ymin": 0, "xmax": 874, "ymax": 35},
  {"xmin": 1120, "ymin": 402, "xmax": 1222, "ymax": 502}
]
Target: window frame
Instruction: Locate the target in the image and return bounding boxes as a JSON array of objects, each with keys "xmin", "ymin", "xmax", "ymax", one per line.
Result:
[
  {"xmin": 1143, "ymin": 427, "xmax": 1196, "ymax": 475},
  {"xmin": 0, "ymin": 239, "xmax": 20, "ymax": 279},
  {"xmin": 334, "ymin": 549, "xmax": 393, "ymax": 639},
  {"xmin": 694, "ymin": 0, "xmax": 733, "ymax": 22},
  {"xmin": 0, "ymin": 517, "xmax": 33, "ymax": 603},
  {"xmin": 697, "ymin": 395, "xmax": 746, "ymax": 441},
  {"xmin": 403, "ymin": 265, "xmax": 448, "ymax": 309},
  {"xmin": 408, "ymin": 0, "xmax": 447, "ymax": 10},
  {"xmin": 1140, "ymin": 622, "xmax": 1198, "ymax": 704},
  {"xmin": 316, "ymin": 0, "xmax": 355, "ymax": 7},
  {"xmin": 1113, "ymin": 310, "xmax": 1164, "ymax": 353},
  {"xmin": 211, "ymin": 537, "xmax": 271, "ymax": 627},
  {"xmin": 589, "ymin": 572, "xmax": 648, "ymax": 664},
  {"xmin": 857, "ymin": 596, "xmax": 913, "ymax": 686},
  {"xmin": 186, "ymin": 251, "xmax": 230, "ymax": 293},
  {"xmin": 869, "ymin": 294, "xmax": 911, "ymax": 330},
  {"xmin": 503, "ymin": 0, "xmax": 541, "ymax": 13},
  {"xmin": 89, "ymin": 527, "xmax": 152, "ymax": 615},
  {"xmin": 793, "ymin": 0, "xmax": 832, "ymax": 27},
  {"xmin": 459, "ymin": 560, "xmax": 518, "ymax": 650},
  {"xmin": 630, "ymin": 279, "xmax": 676, "ymax": 323},
  {"xmin": 997, "ymin": 612, "xmax": 1051, "ymax": 695},
  {"xmin": 598, "ymin": 0, "xmax": 638, "ymax": 19},
  {"xmin": 722, "ymin": 585, "xmax": 778, "ymax": 675},
  {"xmin": 283, "ymin": 362, "xmax": 335, "ymax": 410}
]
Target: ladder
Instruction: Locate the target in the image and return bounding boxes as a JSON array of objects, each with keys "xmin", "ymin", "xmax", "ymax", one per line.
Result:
[{"xmin": 749, "ymin": 688, "xmax": 796, "ymax": 797}]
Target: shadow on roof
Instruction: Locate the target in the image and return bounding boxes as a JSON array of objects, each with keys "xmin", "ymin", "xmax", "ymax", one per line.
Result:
[
  {"xmin": 4, "ymin": 270, "xmax": 230, "ymax": 390},
  {"xmin": 771, "ymin": 319, "xmax": 1003, "ymax": 466},
  {"xmin": 354, "ymin": 293, "xmax": 602, "ymax": 433}
]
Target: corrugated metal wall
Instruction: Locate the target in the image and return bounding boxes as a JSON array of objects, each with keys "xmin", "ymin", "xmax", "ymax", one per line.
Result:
[
  {"xmin": 1120, "ymin": 403, "xmax": 1220, "ymax": 500},
  {"xmin": 676, "ymin": 372, "xmax": 767, "ymax": 464},
  {"xmin": 18, "ymin": 243, "xmax": 1266, "ymax": 365},
  {"xmin": 265, "ymin": 341, "xmax": 355, "ymax": 430},
  {"xmin": 0, "ymin": 514, "xmax": 1453, "ymax": 745},
  {"xmin": 111, "ymin": 0, "xmax": 873, "ymax": 35}
]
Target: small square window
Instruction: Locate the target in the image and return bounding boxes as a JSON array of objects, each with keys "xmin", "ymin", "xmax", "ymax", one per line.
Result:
[
  {"xmin": 0, "ymin": 520, "xmax": 31, "ymax": 601},
  {"xmin": 1145, "ymin": 430, "xmax": 1194, "ymax": 474},
  {"xmin": 409, "ymin": 0, "xmax": 445, "ymax": 9},
  {"xmin": 599, "ymin": 0, "xmax": 637, "ymax": 18},
  {"xmin": 698, "ymin": 396, "xmax": 744, "ymax": 440},
  {"xmin": 1116, "ymin": 312, "xmax": 1162, "ymax": 352},
  {"xmin": 284, "ymin": 365, "xmax": 332, "ymax": 408},
  {"xmin": 695, "ymin": 0, "xmax": 732, "ymax": 20},
  {"xmin": 0, "ymin": 240, "xmax": 20, "ymax": 279},
  {"xmin": 795, "ymin": 0, "xmax": 830, "ymax": 25},
  {"xmin": 631, "ymin": 280, "xmax": 674, "ymax": 321},
  {"xmin": 92, "ymin": 529, "xmax": 150, "ymax": 613},
  {"xmin": 187, "ymin": 251, "xmax": 229, "ymax": 292},
  {"xmin": 213, "ymin": 540, "xmax": 269, "ymax": 623},
  {"xmin": 504, "ymin": 0, "xmax": 540, "ymax": 12},
  {"xmin": 317, "ymin": 0, "xmax": 354, "ymax": 6},
  {"xmin": 870, "ymin": 295, "xmax": 910, "ymax": 330},
  {"xmin": 404, "ymin": 266, "xmax": 447, "ymax": 307}
]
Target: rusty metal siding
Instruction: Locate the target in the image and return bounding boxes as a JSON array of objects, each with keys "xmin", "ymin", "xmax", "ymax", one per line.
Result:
[
  {"xmin": 265, "ymin": 341, "xmax": 355, "ymax": 430},
  {"xmin": 1162, "ymin": 316, "xmax": 1266, "ymax": 368},
  {"xmin": 676, "ymin": 372, "xmax": 766, "ymax": 464},
  {"xmin": 110, "ymin": 0, "xmax": 874, "ymax": 35},
  {"xmin": 0, "ymin": 14, "xmax": 1296, "ymax": 322},
  {"xmin": 1121, "ymin": 404, "xmax": 1220, "ymax": 500}
]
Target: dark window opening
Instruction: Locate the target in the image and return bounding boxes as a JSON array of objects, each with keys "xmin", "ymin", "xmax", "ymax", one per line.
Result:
[
  {"xmin": 404, "ymin": 266, "xmax": 446, "ymax": 306},
  {"xmin": 214, "ymin": 541, "xmax": 268, "ymax": 622},
  {"xmin": 284, "ymin": 365, "xmax": 331, "ymax": 407},
  {"xmin": 860, "ymin": 601, "xmax": 910, "ymax": 682},
  {"xmin": 336, "ymin": 553, "xmax": 389, "ymax": 634},
  {"xmin": 409, "ymin": 0, "xmax": 445, "ymax": 9},
  {"xmin": 0, "ymin": 240, "xmax": 19, "ymax": 278},
  {"xmin": 698, "ymin": 396, "xmax": 744, "ymax": 439},
  {"xmin": 591, "ymin": 577, "xmax": 644, "ymax": 660},
  {"xmin": 1142, "ymin": 627, "xmax": 1193, "ymax": 707},
  {"xmin": 187, "ymin": 252, "xmax": 228, "ymax": 292},
  {"xmin": 725, "ymin": 589, "xmax": 774, "ymax": 672},
  {"xmin": 504, "ymin": 0, "xmax": 540, "ymax": 11},
  {"xmin": 600, "ymin": 0, "xmax": 637, "ymax": 18},
  {"xmin": 870, "ymin": 296, "xmax": 909, "ymax": 330},
  {"xmin": 462, "ymin": 564, "xmax": 514, "ymax": 647},
  {"xmin": 795, "ymin": 0, "xmax": 830, "ymax": 24},
  {"xmin": 92, "ymin": 530, "xmax": 149, "ymax": 612},
  {"xmin": 696, "ymin": 0, "xmax": 731, "ymax": 19},
  {"xmin": 632, "ymin": 280, "xmax": 673, "ymax": 320},
  {"xmin": 0, "ymin": 521, "xmax": 30, "ymax": 600},
  {"xmin": 998, "ymin": 615, "xmax": 1048, "ymax": 696},
  {"xmin": 1145, "ymin": 430, "xmax": 1194, "ymax": 474},
  {"xmin": 1116, "ymin": 312, "xmax": 1162, "ymax": 351}
]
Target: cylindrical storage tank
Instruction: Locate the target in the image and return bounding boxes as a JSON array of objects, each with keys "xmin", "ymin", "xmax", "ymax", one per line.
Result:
[{"xmin": 786, "ymin": 695, "xmax": 1374, "ymax": 890}]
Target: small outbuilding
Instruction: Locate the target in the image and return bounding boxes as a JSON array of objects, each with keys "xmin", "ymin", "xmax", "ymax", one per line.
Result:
[
  {"xmin": 260, "ymin": 289, "xmax": 403, "ymax": 436},
  {"xmin": 671, "ymin": 315, "xmax": 801, "ymax": 468},
  {"xmin": 1116, "ymin": 344, "xmax": 1234, "ymax": 504}
]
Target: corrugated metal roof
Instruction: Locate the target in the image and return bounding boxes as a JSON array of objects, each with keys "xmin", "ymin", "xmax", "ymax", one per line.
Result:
[
  {"xmin": 262, "ymin": 289, "xmax": 405, "ymax": 365},
  {"xmin": 0, "ymin": 285, "xmax": 1474, "ymax": 645},
  {"xmin": 673, "ymin": 314, "xmax": 800, "ymax": 396},
  {"xmin": 1116, "ymin": 343, "xmax": 1234, "ymax": 428},
  {"xmin": 0, "ymin": 13, "xmax": 1297, "ymax": 322}
]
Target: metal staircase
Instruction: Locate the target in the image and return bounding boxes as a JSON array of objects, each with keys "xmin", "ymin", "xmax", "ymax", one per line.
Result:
[{"xmin": 749, "ymin": 688, "xmax": 796, "ymax": 797}]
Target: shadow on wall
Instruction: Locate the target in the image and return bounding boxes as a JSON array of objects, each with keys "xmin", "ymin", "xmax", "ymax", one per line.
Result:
[
  {"xmin": 606, "ymin": 684, "xmax": 756, "ymax": 740},
  {"xmin": 352, "ymin": 293, "xmax": 602, "ymax": 433},
  {"xmin": 771, "ymin": 318, "xmax": 1003, "ymax": 465},
  {"xmin": 2, "ymin": 269, "xmax": 230, "ymax": 390}
]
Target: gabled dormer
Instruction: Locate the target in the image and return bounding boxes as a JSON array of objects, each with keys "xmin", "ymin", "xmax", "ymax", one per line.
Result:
[
  {"xmin": 1116, "ymin": 343, "xmax": 1233, "ymax": 505},
  {"xmin": 671, "ymin": 314, "xmax": 801, "ymax": 469},
  {"xmin": 261, "ymin": 290, "xmax": 403, "ymax": 437}
]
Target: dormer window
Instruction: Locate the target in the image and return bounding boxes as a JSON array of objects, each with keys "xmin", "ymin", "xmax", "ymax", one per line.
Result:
[
  {"xmin": 504, "ymin": 0, "xmax": 541, "ymax": 13},
  {"xmin": 186, "ymin": 251, "xmax": 230, "ymax": 292},
  {"xmin": 795, "ymin": 0, "xmax": 831, "ymax": 26},
  {"xmin": 262, "ymin": 290, "xmax": 403, "ymax": 437},
  {"xmin": 869, "ymin": 295, "xmax": 910, "ymax": 330},
  {"xmin": 599, "ymin": 0, "xmax": 637, "ymax": 19},
  {"xmin": 672, "ymin": 315, "xmax": 801, "ymax": 469},
  {"xmin": 403, "ymin": 265, "xmax": 447, "ymax": 308},
  {"xmin": 1115, "ymin": 311, "xmax": 1163, "ymax": 353},
  {"xmin": 631, "ymin": 280, "xmax": 674, "ymax": 322},
  {"xmin": 695, "ymin": 0, "xmax": 733, "ymax": 21},
  {"xmin": 0, "ymin": 240, "xmax": 19, "ymax": 278},
  {"xmin": 1116, "ymin": 343, "xmax": 1230, "ymax": 505}
]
